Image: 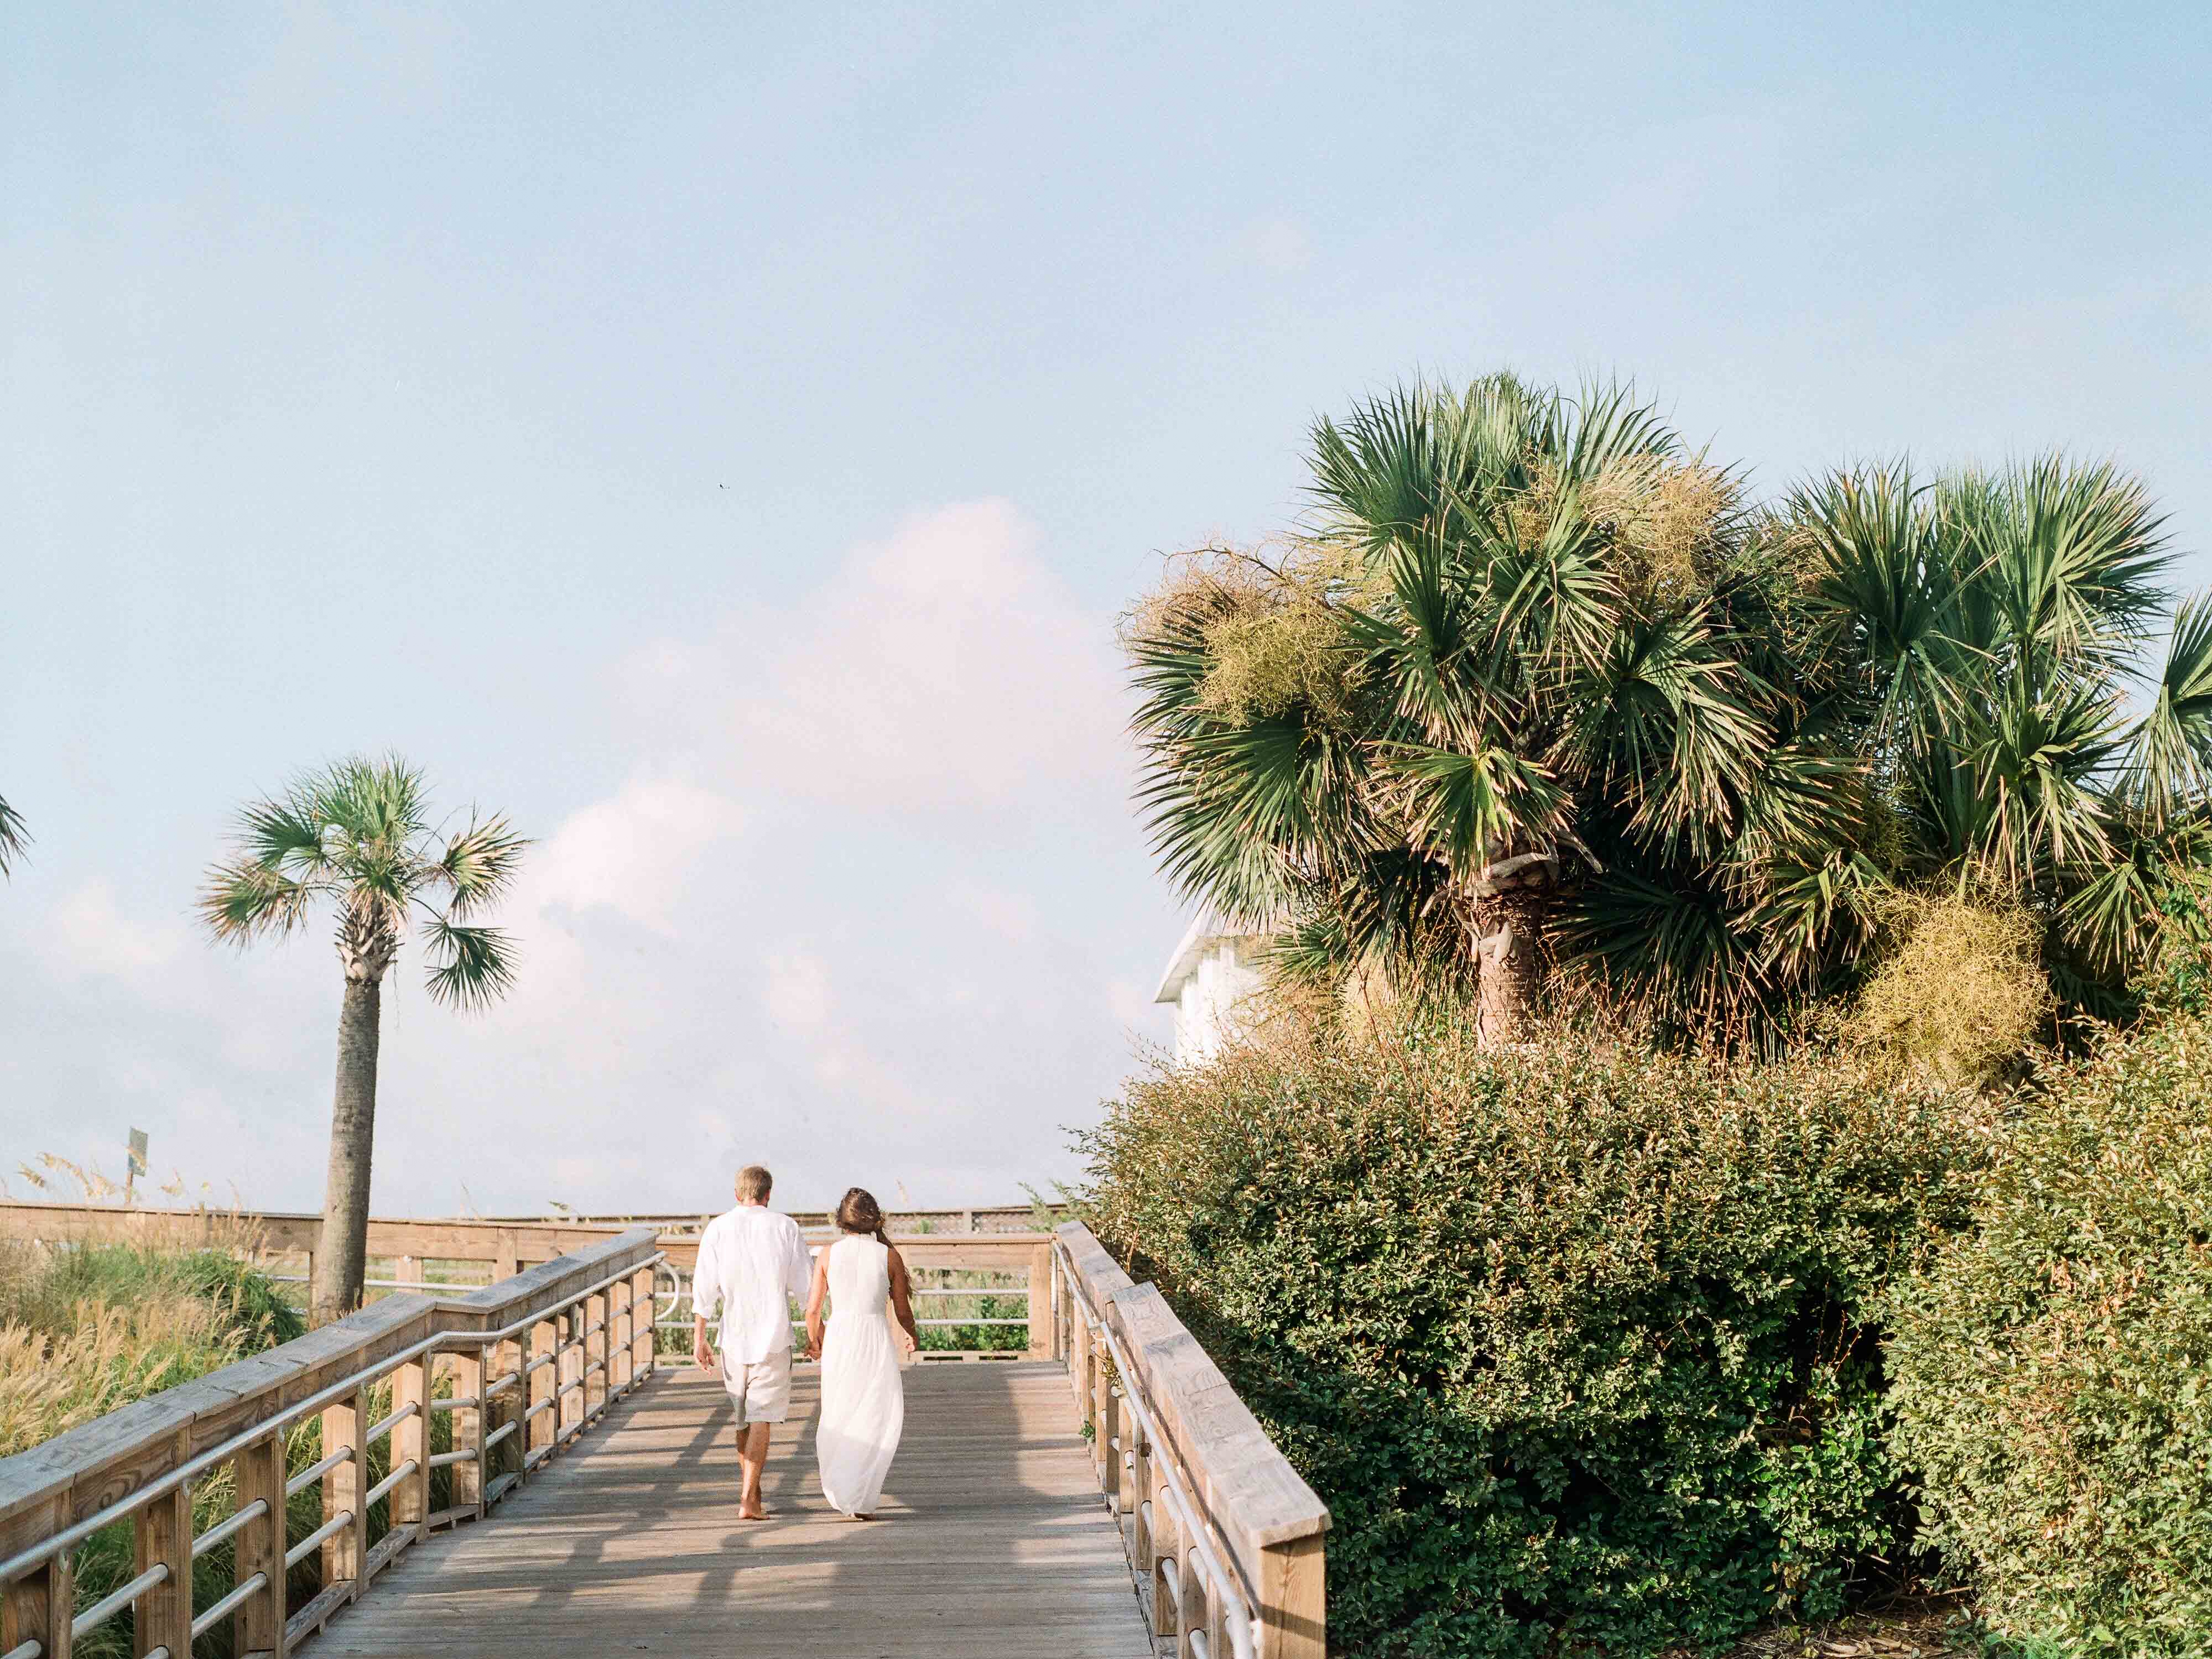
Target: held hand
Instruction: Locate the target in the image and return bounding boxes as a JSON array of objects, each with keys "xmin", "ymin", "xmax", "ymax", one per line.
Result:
[{"xmin": 693, "ymin": 1340, "xmax": 714, "ymax": 1373}]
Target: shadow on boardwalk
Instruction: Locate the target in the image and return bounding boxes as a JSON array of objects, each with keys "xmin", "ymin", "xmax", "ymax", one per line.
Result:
[{"xmin": 310, "ymin": 1361, "xmax": 1151, "ymax": 1658}]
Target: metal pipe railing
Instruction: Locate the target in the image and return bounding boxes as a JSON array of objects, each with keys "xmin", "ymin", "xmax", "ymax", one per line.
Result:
[
  {"xmin": 1059, "ymin": 1243, "xmax": 1262, "ymax": 1659},
  {"xmin": 0, "ymin": 1243, "xmax": 665, "ymax": 1652}
]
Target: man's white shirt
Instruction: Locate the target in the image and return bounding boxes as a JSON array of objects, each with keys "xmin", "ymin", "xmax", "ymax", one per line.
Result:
[{"xmin": 693, "ymin": 1205, "xmax": 813, "ymax": 1365}]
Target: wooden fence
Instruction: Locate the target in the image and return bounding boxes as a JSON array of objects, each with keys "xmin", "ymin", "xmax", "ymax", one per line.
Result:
[
  {"xmin": 0, "ymin": 1228, "xmax": 662, "ymax": 1658},
  {"xmin": 1054, "ymin": 1221, "xmax": 1329, "ymax": 1659},
  {"xmin": 0, "ymin": 1202, "xmax": 1059, "ymax": 1360}
]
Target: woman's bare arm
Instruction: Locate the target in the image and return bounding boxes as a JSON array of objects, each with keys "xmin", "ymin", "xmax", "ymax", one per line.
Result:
[
  {"xmin": 886, "ymin": 1246, "xmax": 922, "ymax": 1352},
  {"xmin": 804, "ymin": 1253, "xmax": 830, "ymax": 1360}
]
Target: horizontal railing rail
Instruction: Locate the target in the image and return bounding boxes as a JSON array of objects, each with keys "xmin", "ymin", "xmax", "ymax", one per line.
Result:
[
  {"xmin": 1054, "ymin": 1222, "xmax": 1328, "ymax": 1659},
  {"xmin": 0, "ymin": 1203, "xmax": 1062, "ymax": 1357},
  {"xmin": 653, "ymin": 1232, "xmax": 1060, "ymax": 1360},
  {"xmin": 0, "ymin": 1228, "xmax": 663, "ymax": 1659}
]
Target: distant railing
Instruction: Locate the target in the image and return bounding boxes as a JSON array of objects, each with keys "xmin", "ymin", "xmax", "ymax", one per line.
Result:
[
  {"xmin": 1054, "ymin": 1222, "xmax": 1329, "ymax": 1659},
  {"xmin": 0, "ymin": 1203, "xmax": 1060, "ymax": 1359},
  {"xmin": 0, "ymin": 1228, "xmax": 662, "ymax": 1658},
  {"xmin": 653, "ymin": 1233, "xmax": 1060, "ymax": 1361}
]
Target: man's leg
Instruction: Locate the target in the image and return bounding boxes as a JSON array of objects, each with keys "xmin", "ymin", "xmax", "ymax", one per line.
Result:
[{"xmin": 737, "ymin": 1418, "xmax": 773, "ymax": 1519}]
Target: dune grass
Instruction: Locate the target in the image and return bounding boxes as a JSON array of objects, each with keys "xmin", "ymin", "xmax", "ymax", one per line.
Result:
[{"xmin": 0, "ymin": 1229, "xmax": 466, "ymax": 1657}]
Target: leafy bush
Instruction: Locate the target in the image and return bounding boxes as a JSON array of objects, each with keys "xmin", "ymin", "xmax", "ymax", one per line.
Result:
[
  {"xmin": 1887, "ymin": 1019, "xmax": 2212, "ymax": 1657},
  {"xmin": 1081, "ymin": 1021, "xmax": 1994, "ymax": 1657}
]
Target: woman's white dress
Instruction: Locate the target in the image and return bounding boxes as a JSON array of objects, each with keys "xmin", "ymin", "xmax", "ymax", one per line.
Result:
[{"xmin": 815, "ymin": 1235, "xmax": 905, "ymax": 1515}]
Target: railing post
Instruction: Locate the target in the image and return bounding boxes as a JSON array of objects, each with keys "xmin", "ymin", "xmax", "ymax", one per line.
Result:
[
  {"xmin": 3, "ymin": 1548, "xmax": 73, "ymax": 1659},
  {"xmin": 1099, "ymin": 1354, "xmax": 1124, "ymax": 1509},
  {"xmin": 1258, "ymin": 1535, "xmax": 1328, "ymax": 1659},
  {"xmin": 610, "ymin": 1277, "xmax": 634, "ymax": 1393},
  {"xmin": 392, "ymin": 1355, "xmax": 431, "ymax": 1538},
  {"xmin": 473, "ymin": 1344, "xmax": 497, "ymax": 1498},
  {"xmin": 1179, "ymin": 1553, "xmax": 1212, "ymax": 1659},
  {"xmin": 488, "ymin": 1335, "xmax": 522, "ymax": 1496},
  {"xmin": 630, "ymin": 1267, "xmax": 657, "ymax": 1380},
  {"xmin": 528, "ymin": 1319, "xmax": 558, "ymax": 1463},
  {"xmin": 449, "ymin": 1348, "xmax": 484, "ymax": 1517},
  {"xmin": 133, "ymin": 1475, "xmax": 192, "ymax": 1658},
  {"xmin": 1150, "ymin": 1510, "xmax": 1180, "ymax": 1642},
  {"xmin": 559, "ymin": 1311, "xmax": 582, "ymax": 1441},
  {"xmin": 235, "ymin": 1430, "xmax": 288, "ymax": 1657},
  {"xmin": 1128, "ymin": 1425, "xmax": 1155, "ymax": 1577},
  {"xmin": 1026, "ymin": 1243, "xmax": 1054, "ymax": 1358},
  {"xmin": 321, "ymin": 1388, "xmax": 365, "ymax": 1605},
  {"xmin": 1075, "ymin": 1306, "xmax": 1097, "ymax": 1436},
  {"xmin": 585, "ymin": 1291, "xmax": 608, "ymax": 1419}
]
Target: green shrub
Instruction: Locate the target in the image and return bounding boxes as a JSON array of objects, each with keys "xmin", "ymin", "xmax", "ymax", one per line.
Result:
[
  {"xmin": 1081, "ymin": 1021, "xmax": 1993, "ymax": 1657},
  {"xmin": 1887, "ymin": 1019, "xmax": 2212, "ymax": 1657}
]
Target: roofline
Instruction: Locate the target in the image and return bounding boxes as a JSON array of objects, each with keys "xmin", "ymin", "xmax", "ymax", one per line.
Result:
[{"xmin": 1152, "ymin": 908, "xmax": 1271, "ymax": 1003}]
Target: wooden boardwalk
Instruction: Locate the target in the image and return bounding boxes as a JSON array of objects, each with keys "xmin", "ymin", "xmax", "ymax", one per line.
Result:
[{"xmin": 311, "ymin": 1361, "xmax": 1156, "ymax": 1658}]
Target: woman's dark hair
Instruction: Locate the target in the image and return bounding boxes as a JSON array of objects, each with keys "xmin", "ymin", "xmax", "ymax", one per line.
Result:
[{"xmin": 836, "ymin": 1187, "xmax": 888, "ymax": 1245}]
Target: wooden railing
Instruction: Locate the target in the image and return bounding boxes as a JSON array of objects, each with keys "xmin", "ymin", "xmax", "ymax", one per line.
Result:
[
  {"xmin": 0, "ymin": 1228, "xmax": 662, "ymax": 1659},
  {"xmin": 0, "ymin": 1203, "xmax": 1059, "ymax": 1360},
  {"xmin": 1054, "ymin": 1222, "xmax": 1329, "ymax": 1659}
]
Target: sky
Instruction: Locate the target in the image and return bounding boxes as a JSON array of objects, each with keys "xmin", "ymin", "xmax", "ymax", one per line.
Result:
[{"xmin": 4, "ymin": 2, "xmax": 2209, "ymax": 1217}]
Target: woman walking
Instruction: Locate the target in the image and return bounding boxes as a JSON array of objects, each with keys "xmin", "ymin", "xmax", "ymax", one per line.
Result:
[{"xmin": 806, "ymin": 1187, "xmax": 921, "ymax": 1519}]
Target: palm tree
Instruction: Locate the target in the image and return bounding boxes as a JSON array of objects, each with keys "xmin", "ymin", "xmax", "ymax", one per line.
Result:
[
  {"xmin": 200, "ymin": 755, "xmax": 528, "ymax": 1322},
  {"xmin": 1782, "ymin": 456, "xmax": 2212, "ymax": 1011},
  {"xmin": 1125, "ymin": 375, "xmax": 2212, "ymax": 1048},
  {"xmin": 0, "ymin": 792, "xmax": 25, "ymax": 877},
  {"xmin": 1126, "ymin": 375, "xmax": 1826, "ymax": 1045}
]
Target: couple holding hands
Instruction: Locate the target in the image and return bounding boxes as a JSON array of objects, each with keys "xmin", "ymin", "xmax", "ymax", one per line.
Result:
[{"xmin": 689, "ymin": 1167, "xmax": 923, "ymax": 1522}]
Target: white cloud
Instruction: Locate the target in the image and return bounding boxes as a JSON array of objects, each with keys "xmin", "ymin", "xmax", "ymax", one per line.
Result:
[
  {"xmin": 3, "ymin": 501, "xmax": 1180, "ymax": 1215},
  {"xmin": 527, "ymin": 773, "xmax": 745, "ymax": 934},
  {"xmin": 762, "ymin": 952, "xmax": 833, "ymax": 1031},
  {"xmin": 50, "ymin": 880, "xmax": 187, "ymax": 979},
  {"xmin": 959, "ymin": 884, "xmax": 1039, "ymax": 944},
  {"xmin": 639, "ymin": 500, "xmax": 1128, "ymax": 815}
]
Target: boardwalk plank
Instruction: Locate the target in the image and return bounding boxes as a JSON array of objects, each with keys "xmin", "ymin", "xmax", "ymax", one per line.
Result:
[{"xmin": 311, "ymin": 1361, "xmax": 1152, "ymax": 1658}]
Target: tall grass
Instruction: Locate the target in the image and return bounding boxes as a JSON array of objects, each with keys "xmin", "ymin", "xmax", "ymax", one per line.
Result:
[{"xmin": 0, "ymin": 1229, "xmax": 463, "ymax": 1657}]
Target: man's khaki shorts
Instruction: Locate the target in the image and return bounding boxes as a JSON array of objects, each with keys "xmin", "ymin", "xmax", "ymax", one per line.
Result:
[{"xmin": 720, "ymin": 1346, "xmax": 793, "ymax": 1426}]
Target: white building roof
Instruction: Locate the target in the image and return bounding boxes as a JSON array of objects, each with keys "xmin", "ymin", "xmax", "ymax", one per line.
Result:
[{"xmin": 1152, "ymin": 906, "xmax": 1272, "ymax": 1003}]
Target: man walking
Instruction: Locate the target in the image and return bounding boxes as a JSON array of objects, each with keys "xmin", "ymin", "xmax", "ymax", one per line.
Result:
[{"xmin": 691, "ymin": 1164, "xmax": 814, "ymax": 1520}]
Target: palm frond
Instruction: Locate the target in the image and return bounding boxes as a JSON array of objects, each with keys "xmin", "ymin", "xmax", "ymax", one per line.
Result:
[
  {"xmin": 0, "ymin": 793, "xmax": 26, "ymax": 878},
  {"xmin": 197, "ymin": 857, "xmax": 317, "ymax": 942},
  {"xmin": 1380, "ymin": 742, "xmax": 1570, "ymax": 878},
  {"xmin": 1953, "ymin": 454, "xmax": 2171, "ymax": 675},
  {"xmin": 1556, "ymin": 861, "xmax": 1786, "ymax": 1047},
  {"xmin": 436, "ymin": 815, "xmax": 532, "ymax": 917},
  {"xmin": 1963, "ymin": 677, "xmax": 2125, "ymax": 886},
  {"xmin": 2118, "ymin": 594, "xmax": 2212, "ymax": 828},
  {"xmin": 1791, "ymin": 461, "xmax": 1972, "ymax": 754},
  {"xmin": 424, "ymin": 919, "xmax": 519, "ymax": 1011}
]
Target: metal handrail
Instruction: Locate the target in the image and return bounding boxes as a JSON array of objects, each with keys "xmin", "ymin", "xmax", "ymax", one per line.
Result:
[
  {"xmin": 1060, "ymin": 1242, "xmax": 1261, "ymax": 1659},
  {"xmin": 0, "ymin": 1249, "xmax": 664, "ymax": 1587}
]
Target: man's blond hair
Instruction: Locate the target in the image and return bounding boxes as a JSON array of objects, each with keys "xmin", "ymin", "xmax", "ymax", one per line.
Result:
[{"xmin": 735, "ymin": 1165, "xmax": 773, "ymax": 1203}]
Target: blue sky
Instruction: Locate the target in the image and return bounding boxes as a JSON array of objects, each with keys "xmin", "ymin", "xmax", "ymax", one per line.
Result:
[{"xmin": 4, "ymin": 3, "xmax": 2209, "ymax": 1214}]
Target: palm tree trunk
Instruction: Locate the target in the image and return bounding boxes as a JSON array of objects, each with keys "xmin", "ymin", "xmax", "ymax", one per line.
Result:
[
  {"xmin": 1471, "ymin": 859, "xmax": 1552, "ymax": 1048},
  {"xmin": 312, "ymin": 975, "xmax": 381, "ymax": 1325}
]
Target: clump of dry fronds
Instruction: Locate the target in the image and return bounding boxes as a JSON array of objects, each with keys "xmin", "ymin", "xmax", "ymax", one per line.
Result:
[
  {"xmin": 1512, "ymin": 455, "xmax": 1739, "ymax": 601},
  {"xmin": 1122, "ymin": 543, "xmax": 1361, "ymax": 727},
  {"xmin": 1850, "ymin": 893, "xmax": 2051, "ymax": 1087}
]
